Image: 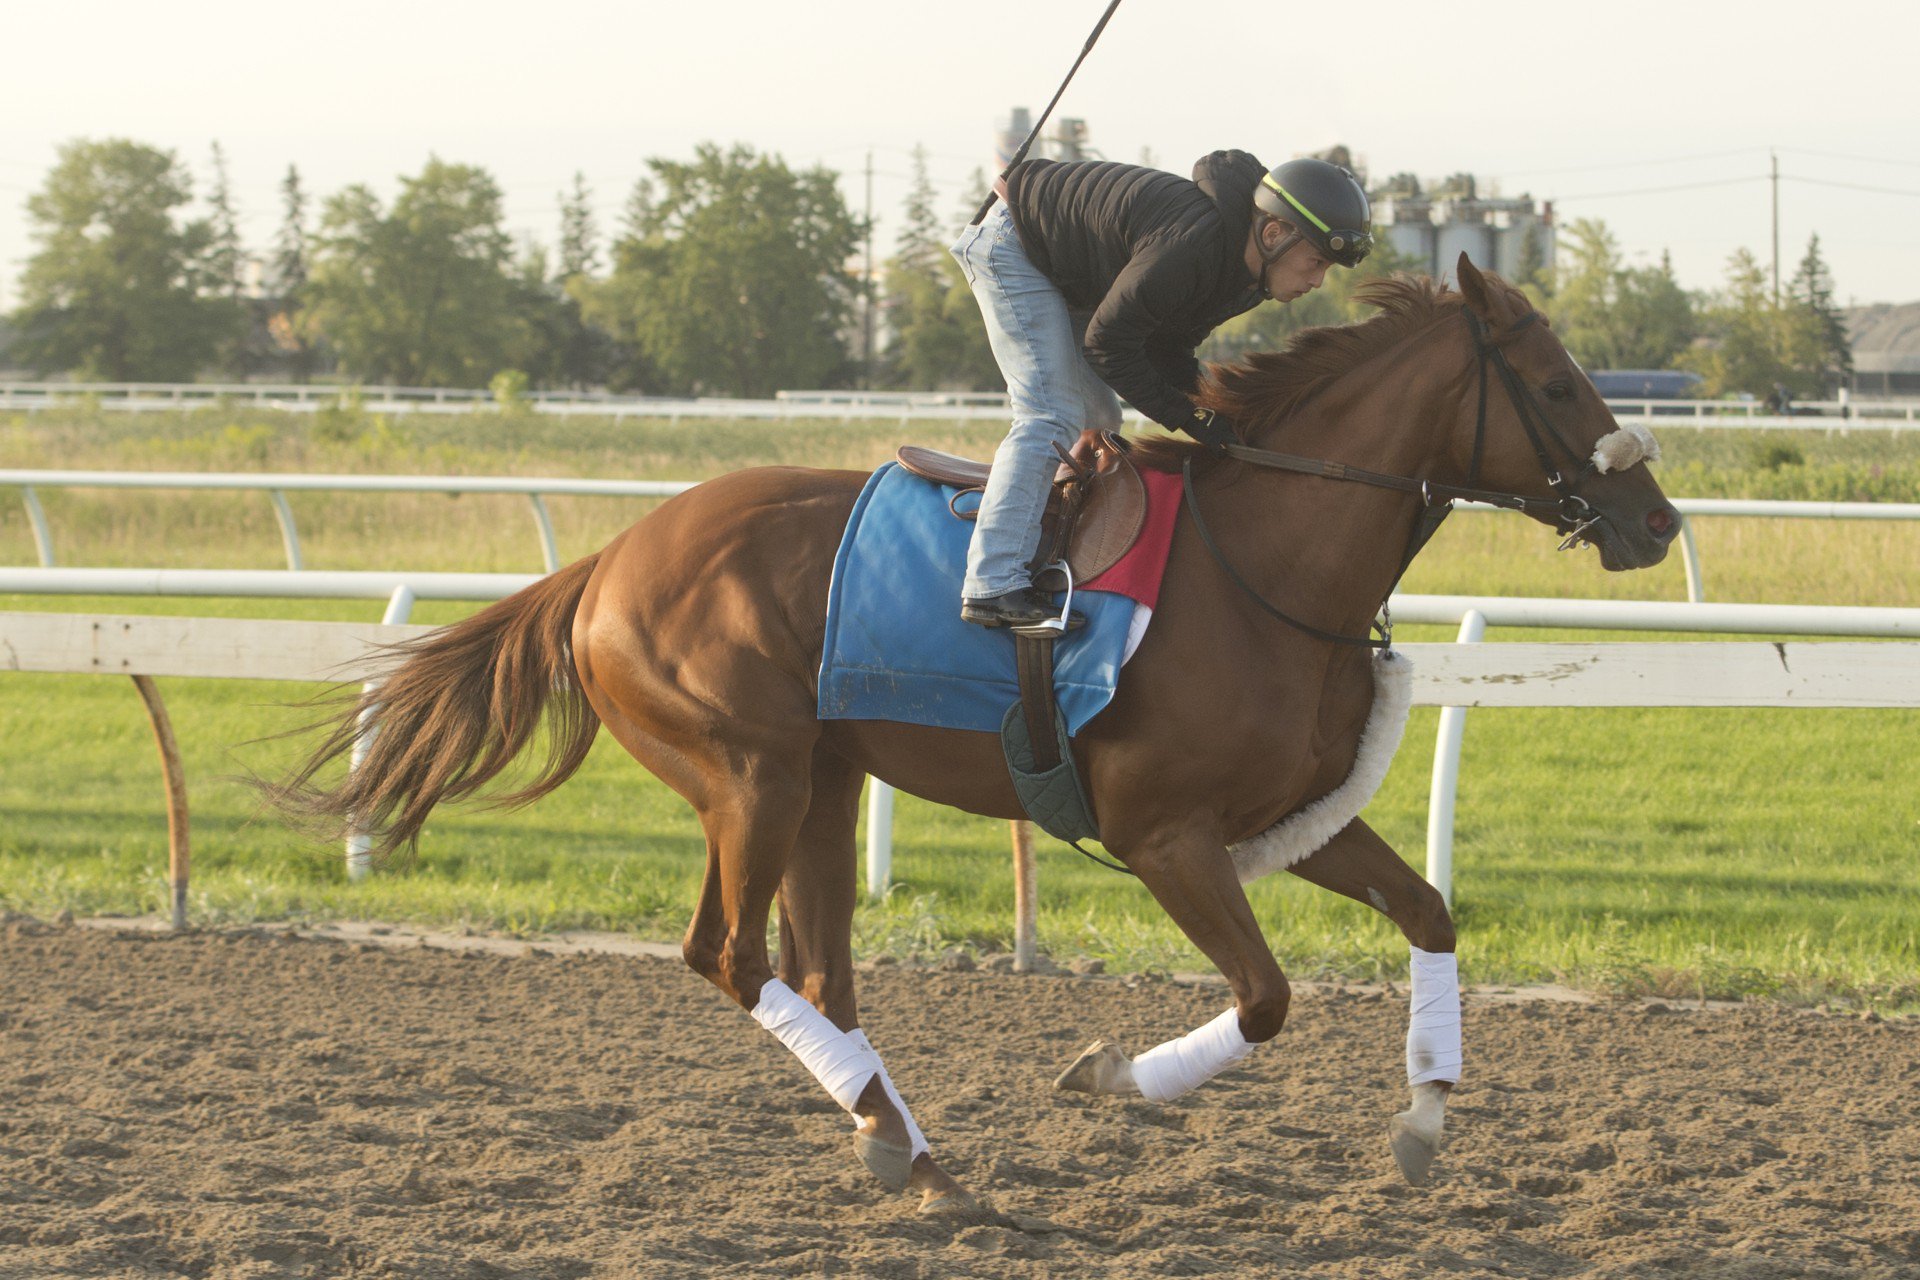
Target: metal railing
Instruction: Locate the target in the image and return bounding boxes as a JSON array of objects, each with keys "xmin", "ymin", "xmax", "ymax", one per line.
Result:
[
  {"xmin": 7, "ymin": 470, "xmax": 1917, "ymax": 606},
  {"xmin": 0, "ymin": 470, "xmax": 693, "ymax": 574},
  {"xmin": 2, "ymin": 380, "xmax": 1914, "ymax": 425},
  {"xmin": 5, "ymin": 566, "xmax": 1917, "ymax": 915}
]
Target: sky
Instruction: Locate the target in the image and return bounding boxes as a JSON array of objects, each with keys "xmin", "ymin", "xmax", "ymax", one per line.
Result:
[{"xmin": 3, "ymin": 0, "xmax": 1917, "ymax": 316}]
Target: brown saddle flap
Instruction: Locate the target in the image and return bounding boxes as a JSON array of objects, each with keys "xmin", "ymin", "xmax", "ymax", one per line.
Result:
[{"xmin": 895, "ymin": 430, "xmax": 1147, "ymax": 585}]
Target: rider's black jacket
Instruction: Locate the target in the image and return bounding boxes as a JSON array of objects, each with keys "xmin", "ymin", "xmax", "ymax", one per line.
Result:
[{"xmin": 1002, "ymin": 150, "xmax": 1268, "ymax": 433}]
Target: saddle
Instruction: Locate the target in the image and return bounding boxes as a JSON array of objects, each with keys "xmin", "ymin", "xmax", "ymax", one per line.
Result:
[
  {"xmin": 894, "ymin": 427, "xmax": 1136, "ymax": 851},
  {"xmin": 895, "ymin": 428, "xmax": 1146, "ymax": 591}
]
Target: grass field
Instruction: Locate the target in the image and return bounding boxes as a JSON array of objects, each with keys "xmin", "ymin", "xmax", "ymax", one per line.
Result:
[{"xmin": 2, "ymin": 408, "xmax": 1916, "ymax": 1008}]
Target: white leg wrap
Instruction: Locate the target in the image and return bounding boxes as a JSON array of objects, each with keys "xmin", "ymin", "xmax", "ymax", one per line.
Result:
[
  {"xmin": 847, "ymin": 1029, "xmax": 930, "ymax": 1159},
  {"xmin": 749, "ymin": 978, "xmax": 880, "ymax": 1112},
  {"xmin": 1407, "ymin": 947, "xmax": 1462, "ymax": 1086},
  {"xmin": 1130, "ymin": 1006, "xmax": 1254, "ymax": 1103}
]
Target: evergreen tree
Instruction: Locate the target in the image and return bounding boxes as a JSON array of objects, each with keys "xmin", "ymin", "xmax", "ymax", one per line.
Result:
[
  {"xmin": 958, "ymin": 167, "xmax": 990, "ymax": 225},
  {"xmin": 11, "ymin": 138, "xmax": 238, "ymax": 381},
  {"xmin": 559, "ymin": 171, "xmax": 599, "ymax": 280},
  {"xmin": 1786, "ymin": 233, "xmax": 1852, "ymax": 395},
  {"xmin": 1514, "ymin": 222, "xmax": 1552, "ymax": 307},
  {"xmin": 273, "ymin": 165, "xmax": 308, "ymax": 296},
  {"xmin": 205, "ymin": 142, "xmax": 244, "ymax": 299},
  {"xmin": 895, "ymin": 146, "xmax": 944, "ymax": 278},
  {"xmin": 876, "ymin": 146, "xmax": 998, "ymax": 390},
  {"xmin": 268, "ymin": 165, "xmax": 321, "ymax": 382},
  {"xmin": 1681, "ymin": 248, "xmax": 1796, "ymax": 398},
  {"xmin": 550, "ymin": 172, "xmax": 613, "ymax": 389}
]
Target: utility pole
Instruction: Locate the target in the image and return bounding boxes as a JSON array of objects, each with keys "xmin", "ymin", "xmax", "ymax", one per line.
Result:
[
  {"xmin": 862, "ymin": 150, "xmax": 875, "ymax": 389},
  {"xmin": 1770, "ymin": 149, "xmax": 1780, "ymax": 307}
]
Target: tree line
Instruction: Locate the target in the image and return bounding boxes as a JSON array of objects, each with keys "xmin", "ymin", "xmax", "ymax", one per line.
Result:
[{"xmin": 7, "ymin": 137, "xmax": 1854, "ymax": 400}]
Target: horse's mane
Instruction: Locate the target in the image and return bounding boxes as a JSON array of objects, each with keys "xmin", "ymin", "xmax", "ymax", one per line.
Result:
[{"xmin": 1129, "ymin": 274, "xmax": 1465, "ymax": 474}]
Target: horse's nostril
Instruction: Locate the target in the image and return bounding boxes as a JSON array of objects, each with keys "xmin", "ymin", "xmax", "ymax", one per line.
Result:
[{"xmin": 1647, "ymin": 507, "xmax": 1676, "ymax": 538}]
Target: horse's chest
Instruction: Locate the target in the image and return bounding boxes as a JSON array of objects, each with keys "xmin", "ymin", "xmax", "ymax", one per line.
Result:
[{"xmin": 1205, "ymin": 673, "xmax": 1370, "ymax": 836}]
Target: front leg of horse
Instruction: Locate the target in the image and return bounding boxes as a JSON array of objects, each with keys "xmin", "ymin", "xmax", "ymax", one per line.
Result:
[
  {"xmin": 1055, "ymin": 832, "xmax": 1292, "ymax": 1103},
  {"xmin": 1288, "ymin": 818, "xmax": 1460, "ymax": 1185}
]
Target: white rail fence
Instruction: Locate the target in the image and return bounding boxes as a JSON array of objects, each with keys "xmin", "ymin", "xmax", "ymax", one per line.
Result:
[
  {"xmin": 1, "ymin": 380, "xmax": 1914, "ymax": 426},
  {"xmin": 5, "ymin": 575, "xmax": 1917, "ymax": 943},
  {"xmin": 7, "ymin": 469, "xmax": 1919, "ymax": 607}
]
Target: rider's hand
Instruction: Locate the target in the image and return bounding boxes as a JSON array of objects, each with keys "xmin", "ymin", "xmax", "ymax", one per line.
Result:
[{"xmin": 1184, "ymin": 407, "xmax": 1236, "ymax": 447}]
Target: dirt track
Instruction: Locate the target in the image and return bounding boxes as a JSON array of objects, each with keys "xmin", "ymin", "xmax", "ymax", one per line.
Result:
[{"xmin": 2, "ymin": 919, "xmax": 1917, "ymax": 1279}]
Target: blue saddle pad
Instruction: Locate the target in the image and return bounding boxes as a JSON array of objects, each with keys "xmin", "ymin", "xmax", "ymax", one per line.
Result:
[{"xmin": 818, "ymin": 462, "xmax": 1137, "ymax": 736}]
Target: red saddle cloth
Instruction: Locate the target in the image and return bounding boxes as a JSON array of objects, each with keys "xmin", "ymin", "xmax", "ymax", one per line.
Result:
[{"xmin": 1079, "ymin": 467, "xmax": 1183, "ymax": 612}]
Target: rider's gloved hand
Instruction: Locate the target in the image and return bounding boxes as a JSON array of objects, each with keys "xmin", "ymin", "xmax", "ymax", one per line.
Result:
[{"xmin": 1184, "ymin": 407, "xmax": 1236, "ymax": 448}]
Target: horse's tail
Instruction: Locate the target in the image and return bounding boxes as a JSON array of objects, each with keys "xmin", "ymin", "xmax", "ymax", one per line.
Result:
[{"xmin": 266, "ymin": 552, "xmax": 603, "ymax": 862}]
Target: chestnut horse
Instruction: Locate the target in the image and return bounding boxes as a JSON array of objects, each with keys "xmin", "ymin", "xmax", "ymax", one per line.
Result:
[{"xmin": 272, "ymin": 258, "xmax": 1676, "ymax": 1210}]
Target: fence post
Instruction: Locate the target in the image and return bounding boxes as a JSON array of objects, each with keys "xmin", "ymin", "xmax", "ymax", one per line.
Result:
[
  {"xmin": 865, "ymin": 780, "xmax": 894, "ymax": 898},
  {"xmin": 1676, "ymin": 516, "xmax": 1704, "ymax": 603},
  {"xmin": 346, "ymin": 584, "xmax": 417, "ymax": 881},
  {"xmin": 130, "ymin": 674, "xmax": 190, "ymax": 930},
  {"xmin": 1425, "ymin": 608, "xmax": 1487, "ymax": 907},
  {"xmin": 1011, "ymin": 820, "xmax": 1038, "ymax": 971},
  {"xmin": 526, "ymin": 495, "xmax": 560, "ymax": 573},
  {"xmin": 268, "ymin": 490, "xmax": 304, "ymax": 571},
  {"xmin": 21, "ymin": 487, "xmax": 54, "ymax": 566}
]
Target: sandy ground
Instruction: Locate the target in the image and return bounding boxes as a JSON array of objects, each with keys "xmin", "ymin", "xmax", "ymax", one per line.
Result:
[{"xmin": 2, "ymin": 917, "xmax": 1917, "ymax": 1280}]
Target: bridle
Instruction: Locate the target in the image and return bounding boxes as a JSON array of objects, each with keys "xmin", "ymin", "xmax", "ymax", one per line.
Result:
[{"xmin": 1181, "ymin": 308, "xmax": 1614, "ymax": 650}]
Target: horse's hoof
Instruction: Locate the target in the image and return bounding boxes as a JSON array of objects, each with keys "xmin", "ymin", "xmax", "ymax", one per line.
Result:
[
  {"xmin": 854, "ymin": 1132, "xmax": 915, "ymax": 1191},
  {"xmin": 918, "ymin": 1186, "xmax": 986, "ymax": 1218},
  {"xmin": 1054, "ymin": 1039, "xmax": 1134, "ymax": 1095},
  {"xmin": 1388, "ymin": 1112, "xmax": 1440, "ymax": 1186}
]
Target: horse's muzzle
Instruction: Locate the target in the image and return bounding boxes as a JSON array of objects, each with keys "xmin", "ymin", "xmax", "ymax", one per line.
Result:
[{"xmin": 1593, "ymin": 502, "xmax": 1679, "ymax": 571}]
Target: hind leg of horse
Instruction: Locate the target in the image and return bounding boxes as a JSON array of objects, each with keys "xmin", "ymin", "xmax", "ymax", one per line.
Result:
[
  {"xmin": 1287, "ymin": 817, "xmax": 1458, "ymax": 1186},
  {"xmin": 678, "ymin": 755, "xmax": 906, "ymax": 1171},
  {"xmin": 774, "ymin": 752, "xmax": 978, "ymax": 1211},
  {"xmin": 1056, "ymin": 828, "xmax": 1292, "ymax": 1104}
]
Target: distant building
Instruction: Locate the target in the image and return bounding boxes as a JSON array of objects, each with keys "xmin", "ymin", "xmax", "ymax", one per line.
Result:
[
  {"xmin": 1845, "ymin": 302, "xmax": 1920, "ymax": 397},
  {"xmin": 996, "ymin": 108, "xmax": 1103, "ymax": 170},
  {"xmin": 1369, "ymin": 170, "xmax": 1554, "ymax": 284}
]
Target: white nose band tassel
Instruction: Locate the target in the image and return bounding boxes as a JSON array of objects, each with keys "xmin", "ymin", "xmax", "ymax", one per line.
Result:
[{"xmin": 1590, "ymin": 424, "xmax": 1661, "ymax": 474}]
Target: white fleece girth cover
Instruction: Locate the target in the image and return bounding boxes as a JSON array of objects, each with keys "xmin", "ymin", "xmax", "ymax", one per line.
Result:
[
  {"xmin": 1591, "ymin": 424, "xmax": 1661, "ymax": 474},
  {"xmin": 1229, "ymin": 649, "xmax": 1414, "ymax": 884}
]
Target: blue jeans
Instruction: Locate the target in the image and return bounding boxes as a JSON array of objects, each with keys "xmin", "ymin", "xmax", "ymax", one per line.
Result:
[{"xmin": 950, "ymin": 206, "xmax": 1122, "ymax": 600}]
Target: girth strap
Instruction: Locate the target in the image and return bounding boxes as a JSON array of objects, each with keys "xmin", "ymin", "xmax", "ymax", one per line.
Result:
[
  {"xmin": 1015, "ymin": 633, "xmax": 1061, "ymax": 773},
  {"xmin": 1002, "ymin": 631, "xmax": 1128, "ymax": 873}
]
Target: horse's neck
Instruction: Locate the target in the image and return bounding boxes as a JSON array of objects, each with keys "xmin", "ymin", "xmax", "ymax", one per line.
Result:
[{"xmin": 1199, "ymin": 334, "xmax": 1465, "ymax": 638}]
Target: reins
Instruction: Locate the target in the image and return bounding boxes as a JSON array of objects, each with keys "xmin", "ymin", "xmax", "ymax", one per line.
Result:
[{"xmin": 1181, "ymin": 307, "xmax": 1610, "ymax": 649}]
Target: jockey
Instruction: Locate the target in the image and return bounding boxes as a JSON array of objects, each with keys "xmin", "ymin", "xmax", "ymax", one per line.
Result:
[{"xmin": 951, "ymin": 152, "xmax": 1372, "ymax": 632}]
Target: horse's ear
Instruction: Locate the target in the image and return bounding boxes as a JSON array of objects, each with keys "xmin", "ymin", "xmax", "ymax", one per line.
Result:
[{"xmin": 1457, "ymin": 253, "xmax": 1494, "ymax": 319}]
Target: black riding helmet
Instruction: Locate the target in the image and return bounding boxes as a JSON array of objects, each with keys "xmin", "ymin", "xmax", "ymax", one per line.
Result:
[{"xmin": 1253, "ymin": 158, "xmax": 1373, "ymax": 269}]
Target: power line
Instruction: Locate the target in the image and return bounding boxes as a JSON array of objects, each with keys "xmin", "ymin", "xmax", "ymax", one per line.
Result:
[
  {"xmin": 1784, "ymin": 175, "xmax": 1920, "ymax": 198},
  {"xmin": 1776, "ymin": 146, "xmax": 1920, "ymax": 172},
  {"xmin": 1499, "ymin": 147, "xmax": 1766, "ymax": 179},
  {"xmin": 1551, "ymin": 175, "xmax": 1767, "ymax": 201}
]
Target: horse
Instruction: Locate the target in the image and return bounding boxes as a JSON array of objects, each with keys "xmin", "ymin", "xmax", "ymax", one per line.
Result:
[{"xmin": 268, "ymin": 256, "xmax": 1677, "ymax": 1212}]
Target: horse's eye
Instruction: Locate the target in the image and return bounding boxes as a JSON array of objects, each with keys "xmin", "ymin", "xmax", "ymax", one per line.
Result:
[{"xmin": 1545, "ymin": 381, "xmax": 1574, "ymax": 402}]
